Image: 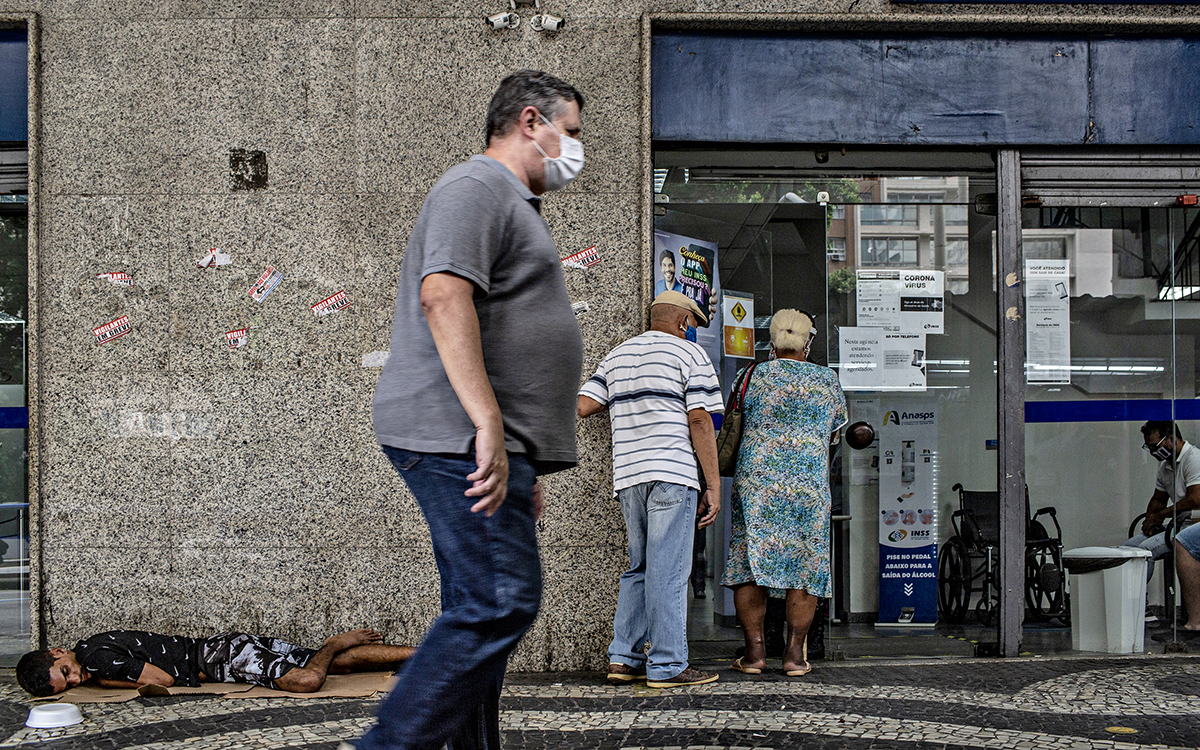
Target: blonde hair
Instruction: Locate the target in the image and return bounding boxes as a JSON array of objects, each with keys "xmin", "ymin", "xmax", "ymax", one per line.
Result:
[{"xmin": 769, "ymin": 309, "xmax": 814, "ymax": 354}]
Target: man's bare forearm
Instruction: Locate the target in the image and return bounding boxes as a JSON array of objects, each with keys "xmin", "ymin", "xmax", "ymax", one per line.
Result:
[
  {"xmin": 688, "ymin": 409, "xmax": 719, "ymax": 490},
  {"xmin": 577, "ymin": 394, "xmax": 606, "ymax": 418},
  {"xmin": 1173, "ymin": 486, "xmax": 1200, "ymax": 515},
  {"xmin": 421, "ymin": 273, "xmax": 503, "ymax": 431}
]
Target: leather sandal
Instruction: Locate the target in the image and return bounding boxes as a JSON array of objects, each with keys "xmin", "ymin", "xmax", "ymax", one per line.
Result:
[{"xmin": 730, "ymin": 657, "xmax": 763, "ymax": 674}]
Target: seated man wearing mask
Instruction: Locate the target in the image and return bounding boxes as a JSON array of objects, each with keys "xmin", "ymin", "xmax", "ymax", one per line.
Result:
[{"xmin": 1122, "ymin": 421, "xmax": 1200, "ymax": 581}]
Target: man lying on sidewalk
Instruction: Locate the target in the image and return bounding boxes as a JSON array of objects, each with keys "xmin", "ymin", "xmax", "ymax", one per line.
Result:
[{"xmin": 16, "ymin": 628, "xmax": 414, "ymax": 697}]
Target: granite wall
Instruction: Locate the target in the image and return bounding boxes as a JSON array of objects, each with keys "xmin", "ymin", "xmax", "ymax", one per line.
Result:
[{"xmin": 19, "ymin": 0, "xmax": 1199, "ymax": 670}]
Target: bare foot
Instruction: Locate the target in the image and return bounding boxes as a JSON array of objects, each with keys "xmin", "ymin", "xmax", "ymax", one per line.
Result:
[{"xmin": 323, "ymin": 628, "xmax": 383, "ymax": 650}]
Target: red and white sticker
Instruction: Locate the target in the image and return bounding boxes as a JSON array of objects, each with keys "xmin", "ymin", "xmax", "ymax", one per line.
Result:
[
  {"xmin": 226, "ymin": 328, "xmax": 248, "ymax": 348},
  {"xmin": 196, "ymin": 248, "xmax": 232, "ymax": 268},
  {"xmin": 561, "ymin": 245, "xmax": 600, "ymax": 270},
  {"xmin": 248, "ymin": 266, "xmax": 284, "ymax": 303},
  {"xmin": 311, "ymin": 291, "xmax": 350, "ymax": 317},
  {"xmin": 96, "ymin": 272, "xmax": 133, "ymax": 286},
  {"xmin": 93, "ymin": 316, "xmax": 132, "ymax": 345}
]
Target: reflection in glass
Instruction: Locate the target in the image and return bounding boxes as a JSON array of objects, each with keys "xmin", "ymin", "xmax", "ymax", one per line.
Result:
[
  {"xmin": 0, "ymin": 207, "xmax": 26, "ymax": 667},
  {"xmin": 1023, "ymin": 206, "xmax": 1200, "ymax": 645},
  {"xmin": 655, "ymin": 157, "xmax": 1002, "ymax": 656}
]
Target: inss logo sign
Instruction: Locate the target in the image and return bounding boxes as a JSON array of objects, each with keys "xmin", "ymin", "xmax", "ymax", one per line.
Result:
[{"xmin": 888, "ymin": 529, "xmax": 908, "ymax": 543}]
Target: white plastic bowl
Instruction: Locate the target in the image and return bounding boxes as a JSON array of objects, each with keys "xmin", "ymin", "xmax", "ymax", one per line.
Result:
[{"xmin": 26, "ymin": 703, "xmax": 83, "ymax": 728}]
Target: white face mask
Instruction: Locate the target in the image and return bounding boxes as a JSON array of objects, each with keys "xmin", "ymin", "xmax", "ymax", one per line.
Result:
[{"xmin": 531, "ymin": 113, "xmax": 584, "ymax": 191}]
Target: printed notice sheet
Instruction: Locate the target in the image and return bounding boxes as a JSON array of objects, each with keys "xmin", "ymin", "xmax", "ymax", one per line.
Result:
[
  {"xmin": 856, "ymin": 270, "xmax": 944, "ymax": 334},
  {"xmin": 1025, "ymin": 259, "xmax": 1071, "ymax": 384},
  {"xmin": 839, "ymin": 327, "xmax": 927, "ymax": 392}
]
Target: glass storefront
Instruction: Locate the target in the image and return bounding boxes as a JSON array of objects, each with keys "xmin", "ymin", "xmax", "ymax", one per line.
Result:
[
  {"xmin": 657, "ymin": 147, "xmax": 1200, "ymax": 660},
  {"xmin": 1023, "ymin": 205, "xmax": 1200, "ymax": 646},
  {"xmin": 0, "ymin": 203, "xmax": 26, "ymax": 665}
]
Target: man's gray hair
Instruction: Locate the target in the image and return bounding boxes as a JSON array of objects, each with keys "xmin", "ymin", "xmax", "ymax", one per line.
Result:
[{"xmin": 485, "ymin": 70, "xmax": 585, "ymax": 145}]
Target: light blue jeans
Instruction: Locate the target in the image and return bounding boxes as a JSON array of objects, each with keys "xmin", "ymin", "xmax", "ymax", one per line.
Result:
[
  {"xmin": 1124, "ymin": 530, "xmax": 1174, "ymax": 560},
  {"xmin": 608, "ymin": 481, "xmax": 697, "ymax": 681},
  {"xmin": 1124, "ymin": 521, "xmax": 1197, "ymax": 581}
]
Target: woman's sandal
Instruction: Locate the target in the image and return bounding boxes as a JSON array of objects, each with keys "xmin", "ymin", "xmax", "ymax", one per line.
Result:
[
  {"xmin": 730, "ymin": 657, "xmax": 763, "ymax": 675},
  {"xmin": 784, "ymin": 635, "xmax": 811, "ymax": 676}
]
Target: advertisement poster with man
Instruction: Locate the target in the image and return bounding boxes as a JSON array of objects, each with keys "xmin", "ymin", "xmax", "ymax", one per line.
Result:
[{"xmin": 654, "ymin": 231, "xmax": 721, "ymax": 369}]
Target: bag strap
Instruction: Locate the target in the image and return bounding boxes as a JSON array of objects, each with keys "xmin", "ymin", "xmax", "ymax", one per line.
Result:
[{"xmin": 730, "ymin": 361, "xmax": 758, "ymax": 411}]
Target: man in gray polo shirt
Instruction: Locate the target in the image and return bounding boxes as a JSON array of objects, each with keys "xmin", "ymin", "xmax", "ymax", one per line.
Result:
[{"xmin": 352, "ymin": 70, "xmax": 585, "ymax": 750}]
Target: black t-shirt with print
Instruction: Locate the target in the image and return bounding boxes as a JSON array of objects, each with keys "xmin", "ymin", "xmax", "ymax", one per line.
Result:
[{"xmin": 74, "ymin": 631, "xmax": 202, "ymax": 688}]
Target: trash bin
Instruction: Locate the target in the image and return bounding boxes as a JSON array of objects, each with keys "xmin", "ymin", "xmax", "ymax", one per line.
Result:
[{"xmin": 1062, "ymin": 546, "xmax": 1151, "ymax": 654}]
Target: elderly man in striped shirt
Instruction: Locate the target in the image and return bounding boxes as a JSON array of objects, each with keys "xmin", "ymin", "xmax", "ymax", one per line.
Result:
[{"xmin": 578, "ymin": 290, "xmax": 724, "ymax": 688}]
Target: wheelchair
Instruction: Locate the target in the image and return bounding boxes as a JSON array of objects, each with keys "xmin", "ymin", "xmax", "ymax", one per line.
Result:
[{"xmin": 936, "ymin": 484, "xmax": 1069, "ymax": 626}]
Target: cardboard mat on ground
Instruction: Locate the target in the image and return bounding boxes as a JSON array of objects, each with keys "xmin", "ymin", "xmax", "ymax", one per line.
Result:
[
  {"xmin": 41, "ymin": 672, "xmax": 395, "ymax": 704},
  {"xmin": 221, "ymin": 671, "xmax": 396, "ymax": 699}
]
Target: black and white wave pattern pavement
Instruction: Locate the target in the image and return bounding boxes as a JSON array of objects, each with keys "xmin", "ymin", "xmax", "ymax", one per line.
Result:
[{"xmin": 0, "ymin": 657, "xmax": 1197, "ymax": 749}]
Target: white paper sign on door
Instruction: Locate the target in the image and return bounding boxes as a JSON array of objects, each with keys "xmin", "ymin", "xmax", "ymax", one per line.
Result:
[
  {"xmin": 882, "ymin": 332, "xmax": 927, "ymax": 391},
  {"xmin": 1025, "ymin": 259, "xmax": 1071, "ymax": 384},
  {"xmin": 897, "ymin": 271, "xmax": 944, "ymax": 334},
  {"xmin": 839, "ymin": 328, "xmax": 927, "ymax": 392},
  {"xmin": 856, "ymin": 270, "xmax": 944, "ymax": 334},
  {"xmin": 839, "ymin": 327, "xmax": 883, "ymax": 391},
  {"xmin": 856, "ymin": 271, "xmax": 902, "ymax": 329}
]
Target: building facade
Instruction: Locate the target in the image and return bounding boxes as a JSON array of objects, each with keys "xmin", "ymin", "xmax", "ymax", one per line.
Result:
[{"xmin": 3, "ymin": 1, "xmax": 1200, "ymax": 668}]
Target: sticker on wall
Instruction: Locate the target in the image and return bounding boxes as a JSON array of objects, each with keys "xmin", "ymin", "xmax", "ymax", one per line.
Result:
[
  {"xmin": 96, "ymin": 272, "xmax": 134, "ymax": 287},
  {"xmin": 561, "ymin": 245, "xmax": 600, "ymax": 270},
  {"xmin": 362, "ymin": 350, "xmax": 389, "ymax": 368},
  {"xmin": 226, "ymin": 328, "xmax": 248, "ymax": 348},
  {"xmin": 312, "ymin": 291, "xmax": 350, "ymax": 316},
  {"xmin": 195, "ymin": 248, "xmax": 233, "ymax": 268},
  {"xmin": 571, "ymin": 300, "xmax": 589, "ymax": 316},
  {"xmin": 248, "ymin": 266, "xmax": 283, "ymax": 303},
  {"xmin": 93, "ymin": 316, "xmax": 132, "ymax": 345}
]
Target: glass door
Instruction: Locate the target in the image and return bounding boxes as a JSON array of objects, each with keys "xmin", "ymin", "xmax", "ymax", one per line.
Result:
[
  {"xmin": 826, "ymin": 172, "xmax": 1002, "ymax": 657},
  {"xmin": 654, "ymin": 153, "xmax": 1003, "ymax": 663},
  {"xmin": 1022, "ymin": 205, "xmax": 1198, "ymax": 651}
]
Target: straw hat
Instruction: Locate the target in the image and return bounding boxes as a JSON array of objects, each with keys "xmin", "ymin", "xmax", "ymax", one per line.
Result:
[{"xmin": 651, "ymin": 290, "xmax": 708, "ymax": 326}]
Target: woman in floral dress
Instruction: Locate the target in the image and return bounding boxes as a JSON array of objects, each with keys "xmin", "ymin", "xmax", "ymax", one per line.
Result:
[{"xmin": 721, "ymin": 309, "xmax": 847, "ymax": 676}]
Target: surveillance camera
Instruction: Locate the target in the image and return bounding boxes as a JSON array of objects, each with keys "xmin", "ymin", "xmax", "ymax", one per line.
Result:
[
  {"xmin": 817, "ymin": 191, "xmax": 830, "ymax": 204},
  {"xmin": 530, "ymin": 14, "xmax": 565, "ymax": 32},
  {"xmin": 485, "ymin": 11, "xmax": 520, "ymax": 30}
]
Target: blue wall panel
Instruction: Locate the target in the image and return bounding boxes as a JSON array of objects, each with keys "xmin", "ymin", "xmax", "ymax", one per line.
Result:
[
  {"xmin": 1090, "ymin": 38, "xmax": 1200, "ymax": 144},
  {"xmin": 0, "ymin": 30, "xmax": 26, "ymax": 143},
  {"xmin": 652, "ymin": 33, "xmax": 1200, "ymax": 146},
  {"xmin": 1025, "ymin": 399, "xmax": 1200, "ymax": 423}
]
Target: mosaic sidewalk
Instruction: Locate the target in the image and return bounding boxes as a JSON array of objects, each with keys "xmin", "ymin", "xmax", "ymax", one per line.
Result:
[{"xmin": 0, "ymin": 655, "xmax": 1198, "ymax": 749}]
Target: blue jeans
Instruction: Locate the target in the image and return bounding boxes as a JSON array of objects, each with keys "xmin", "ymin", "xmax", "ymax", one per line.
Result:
[
  {"xmin": 356, "ymin": 447, "xmax": 541, "ymax": 750},
  {"xmin": 1125, "ymin": 522, "xmax": 1197, "ymax": 581},
  {"xmin": 1124, "ymin": 531, "xmax": 1174, "ymax": 561},
  {"xmin": 608, "ymin": 481, "xmax": 697, "ymax": 681}
]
